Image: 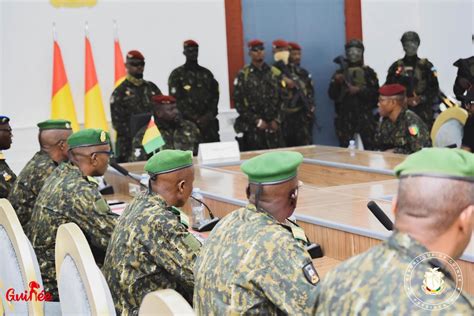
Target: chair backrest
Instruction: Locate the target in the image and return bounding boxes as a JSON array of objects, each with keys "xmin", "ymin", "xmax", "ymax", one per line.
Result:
[
  {"xmin": 0, "ymin": 198, "xmax": 44, "ymax": 315},
  {"xmin": 55, "ymin": 223, "xmax": 116, "ymax": 315},
  {"xmin": 431, "ymin": 106, "xmax": 469, "ymax": 147},
  {"xmin": 138, "ymin": 289, "xmax": 195, "ymax": 316}
]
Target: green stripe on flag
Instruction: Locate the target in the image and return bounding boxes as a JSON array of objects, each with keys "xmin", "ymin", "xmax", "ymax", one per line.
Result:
[{"xmin": 143, "ymin": 135, "xmax": 165, "ymax": 154}]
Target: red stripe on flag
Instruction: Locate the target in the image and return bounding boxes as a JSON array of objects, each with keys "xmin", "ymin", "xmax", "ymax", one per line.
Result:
[
  {"xmin": 85, "ymin": 37, "xmax": 98, "ymax": 93},
  {"xmin": 52, "ymin": 41, "xmax": 69, "ymax": 96},
  {"xmin": 114, "ymin": 40, "xmax": 127, "ymax": 83}
]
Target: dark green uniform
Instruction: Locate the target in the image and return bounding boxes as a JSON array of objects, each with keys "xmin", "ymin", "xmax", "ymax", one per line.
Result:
[
  {"xmin": 168, "ymin": 63, "xmax": 220, "ymax": 143},
  {"xmin": 328, "ymin": 64, "xmax": 379, "ymax": 149},
  {"xmin": 110, "ymin": 75, "xmax": 162, "ymax": 162},
  {"xmin": 233, "ymin": 63, "xmax": 285, "ymax": 151},
  {"xmin": 453, "ymin": 56, "xmax": 474, "ymax": 101},
  {"xmin": 194, "ymin": 204, "xmax": 319, "ymax": 315},
  {"xmin": 103, "ymin": 192, "xmax": 201, "ymax": 315},
  {"xmin": 375, "ymin": 108, "xmax": 431, "ymax": 154},
  {"xmin": 128, "ymin": 116, "xmax": 200, "ymax": 161},
  {"xmin": 28, "ymin": 162, "xmax": 118, "ymax": 300},
  {"xmin": 8, "ymin": 151, "xmax": 56, "ymax": 230},
  {"xmin": 315, "ymin": 231, "xmax": 474, "ymax": 315},
  {"xmin": 280, "ymin": 63, "xmax": 315, "ymax": 146},
  {"xmin": 0, "ymin": 153, "xmax": 16, "ymax": 198},
  {"xmin": 386, "ymin": 56, "xmax": 439, "ymax": 128}
]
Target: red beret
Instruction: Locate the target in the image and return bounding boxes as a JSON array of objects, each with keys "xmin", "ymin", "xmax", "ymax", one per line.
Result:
[
  {"xmin": 272, "ymin": 39, "xmax": 289, "ymax": 49},
  {"xmin": 152, "ymin": 95, "xmax": 176, "ymax": 105},
  {"xmin": 379, "ymin": 84, "xmax": 406, "ymax": 96},
  {"xmin": 247, "ymin": 39, "xmax": 264, "ymax": 48},
  {"xmin": 183, "ymin": 39, "xmax": 199, "ymax": 47},
  {"xmin": 126, "ymin": 50, "xmax": 144, "ymax": 61},
  {"xmin": 288, "ymin": 42, "xmax": 301, "ymax": 50}
]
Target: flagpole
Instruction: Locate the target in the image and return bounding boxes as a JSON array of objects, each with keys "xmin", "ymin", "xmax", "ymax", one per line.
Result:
[
  {"xmin": 85, "ymin": 21, "xmax": 89, "ymax": 38},
  {"xmin": 113, "ymin": 19, "xmax": 118, "ymax": 41},
  {"xmin": 52, "ymin": 22, "xmax": 57, "ymax": 41}
]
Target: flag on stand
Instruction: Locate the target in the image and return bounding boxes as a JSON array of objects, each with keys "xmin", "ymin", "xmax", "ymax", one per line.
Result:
[{"xmin": 142, "ymin": 116, "xmax": 165, "ymax": 154}]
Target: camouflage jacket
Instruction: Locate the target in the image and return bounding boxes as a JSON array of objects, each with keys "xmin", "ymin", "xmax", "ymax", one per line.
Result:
[
  {"xmin": 103, "ymin": 191, "xmax": 201, "ymax": 316},
  {"xmin": 28, "ymin": 162, "xmax": 118, "ymax": 299},
  {"xmin": 0, "ymin": 153, "xmax": 16, "ymax": 198},
  {"xmin": 128, "ymin": 116, "xmax": 201, "ymax": 162},
  {"xmin": 288, "ymin": 63, "xmax": 316, "ymax": 111},
  {"xmin": 453, "ymin": 56, "xmax": 474, "ymax": 100},
  {"xmin": 110, "ymin": 75, "xmax": 162, "ymax": 162},
  {"xmin": 375, "ymin": 108, "xmax": 431, "ymax": 154},
  {"xmin": 315, "ymin": 231, "xmax": 474, "ymax": 315},
  {"xmin": 8, "ymin": 151, "xmax": 57, "ymax": 230},
  {"xmin": 193, "ymin": 204, "xmax": 319, "ymax": 315},
  {"xmin": 168, "ymin": 62, "xmax": 220, "ymax": 142}
]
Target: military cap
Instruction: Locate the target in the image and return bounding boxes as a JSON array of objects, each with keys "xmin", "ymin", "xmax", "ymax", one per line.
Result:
[
  {"xmin": 67, "ymin": 128, "xmax": 110, "ymax": 149},
  {"xmin": 379, "ymin": 84, "xmax": 406, "ymax": 96},
  {"xmin": 241, "ymin": 151, "xmax": 303, "ymax": 184},
  {"xmin": 0, "ymin": 116, "xmax": 10, "ymax": 125},
  {"xmin": 272, "ymin": 39, "xmax": 289, "ymax": 49},
  {"xmin": 37, "ymin": 119, "xmax": 72, "ymax": 130},
  {"xmin": 288, "ymin": 42, "xmax": 301, "ymax": 51},
  {"xmin": 394, "ymin": 148, "xmax": 474, "ymax": 181},
  {"xmin": 401, "ymin": 31, "xmax": 420, "ymax": 44},
  {"xmin": 126, "ymin": 50, "xmax": 145, "ymax": 61},
  {"xmin": 152, "ymin": 95, "xmax": 176, "ymax": 105},
  {"xmin": 145, "ymin": 149, "xmax": 193, "ymax": 175},
  {"xmin": 247, "ymin": 39, "xmax": 264, "ymax": 49},
  {"xmin": 345, "ymin": 39, "xmax": 364, "ymax": 51},
  {"xmin": 184, "ymin": 39, "xmax": 199, "ymax": 47}
]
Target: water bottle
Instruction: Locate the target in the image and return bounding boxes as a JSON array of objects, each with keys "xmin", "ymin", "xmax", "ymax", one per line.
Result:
[
  {"xmin": 191, "ymin": 188, "xmax": 205, "ymax": 228},
  {"xmin": 348, "ymin": 139, "xmax": 356, "ymax": 157}
]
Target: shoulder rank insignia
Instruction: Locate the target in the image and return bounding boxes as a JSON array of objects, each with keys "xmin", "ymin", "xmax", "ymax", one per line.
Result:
[
  {"xmin": 291, "ymin": 225, "xmax": 308, "ymax": 242},
  {"xmin": 303, "ymin": 262, "xmax": 320, "ymax": 285},
  {"xmin": 281, "ymin": 79, "xmax": 286, "ymax": 88},
  {"xmin": 183, "ymin": 85, "xmax": 192, "ymax": 91},
  {"xmin": 408, "ymin": 124, "xmax": 419, "ymax": 136},
  {"xmin": 86, "ymin": 176, "xmax": 99, "ymax": 186},
  {"xmin": 3, "ymin": 172, "xmax": 11, "ymax": 181},
  {"xmin": 93, "ymin": 198, "xmax": 109, "ymax": 214},
  {"xmin": 171, "ymin": 206, "xmax": 190, "ymax": 228}
]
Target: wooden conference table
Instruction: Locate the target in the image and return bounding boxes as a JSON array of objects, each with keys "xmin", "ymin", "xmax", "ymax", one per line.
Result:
[{"xmin": 104, "ymin": 145, "xmax": 474, "ymax": 295}]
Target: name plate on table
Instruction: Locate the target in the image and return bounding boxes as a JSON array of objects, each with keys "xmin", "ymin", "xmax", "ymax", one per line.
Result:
[{"xmin": 198, "ymin": 141, "xmax": 240, "ymax": 164}]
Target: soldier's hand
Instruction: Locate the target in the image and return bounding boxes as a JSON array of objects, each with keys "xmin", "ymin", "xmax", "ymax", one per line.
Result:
[
  {"xmin": 306, "ymin": 106, "xmax": 315, "ymax": 119},
  {"xmin": 256, "ymin": 119, "xmax": 269, "ymax": 130},
  {"xmin": 283, "ymin": 77, "xmax": 296, "ymax": 89},
  {"xmin": 334, "ymin": 74, "xmax": 345, "ymax": 84},
  {"xmin": 347, "ymin": 84, "xmax": 361, "ymax": 95},
  {"xmin": 269, "ymin": 120, "xmax": 279, "ymax": 131},
  {"xmin": 407, "ymin": 96, "xmax": 421, "ymax": 107}
]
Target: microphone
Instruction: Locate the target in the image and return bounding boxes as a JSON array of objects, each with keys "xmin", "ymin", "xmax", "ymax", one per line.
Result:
[
  {"xmin": 109, "ymin": 162, "xmax": 147, "ymax": 188},
  {"xmin": 190, "ymin": 195, "xmax": 220, "ymax": 232},
  {"xmin": 367, "ymin": 201, "xmax": 394, "ymax": 231}
]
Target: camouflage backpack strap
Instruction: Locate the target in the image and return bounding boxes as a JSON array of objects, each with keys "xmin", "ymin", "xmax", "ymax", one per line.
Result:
[{"xmin": 169, "ymin": 206, "xmax": 190, "ymax": 228}]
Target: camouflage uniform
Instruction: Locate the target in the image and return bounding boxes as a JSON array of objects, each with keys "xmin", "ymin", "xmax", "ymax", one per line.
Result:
[
  {"xmin": 0, "ymin": 153, "xmax": 16, "ymax": 198},
  {"xmin": 386, "ymin": 56, "xmax": 439, "ymax": 128},
  {"xmin": 103, "ymin": 191, "xmax": 201, "ymax": 315},
  {"xmin": 128, "ymin": 116, "xmax": 201, "ymax": 162},
  {"xmin": 168, "ymin": 63, "xmax": 220, "ymax": 143},
  {"xmin": 8, "ymin": 151, "xmax": 56, "ymax": 231},
  {"xmin": 110, "ymin": 75, "xmax": 162, "ymax": 162},
  {"xmin": 28, "ymin": 162, "xmax": 118, "ymax": 300},
  {"xmin": 233, "ymin": 63, "xmax": 286, "ymax": 151},
  {"xmin": 315, "ymin": 231, "xmax": 474, "ymax": 315},
  {"xmin": 280, "ymin": 62, "xmax": 315, "ymax": 146},
  {"xmin": 193, "ymin": 204, "xmax": 319, "ymax": 315},
  {"xmin": 375, "ymin": 108, "xmax": 431, "ymax": 154},
  {"xmin": 453, "ymin": 56, "xmax": 474, "ymax": 101},
  {"xmin": 328, "ymin": 64, "xmax": 379, "ymax": 149}
]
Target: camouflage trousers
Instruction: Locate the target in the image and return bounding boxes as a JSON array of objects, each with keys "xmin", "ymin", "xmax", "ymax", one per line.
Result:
[
  {"xmin": 198, "ymin": 119, "xmax": 220, "ymax": 143},
  {"xmin": 335, "ymin": 111, "xmax": 377, "ymax": 150},
  {"xmin": 282, "ymin": 110, "xmax": 313, "ymax": 147},
  {"xmin": 238, "ymin": 126, "xmax": 285, "ymax": 151}
]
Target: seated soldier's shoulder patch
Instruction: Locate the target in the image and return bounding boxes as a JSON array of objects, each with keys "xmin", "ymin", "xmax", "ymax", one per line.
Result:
[
  {"xmin": 408, "ymin": 124, "xmax": 419, "ymax": 136},
  {"xmin": 302, "ymin": 262, "xmax": 319, "ymax": 286}
]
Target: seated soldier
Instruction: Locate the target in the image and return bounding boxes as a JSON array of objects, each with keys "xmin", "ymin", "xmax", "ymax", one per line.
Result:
[
  {"xmin": 194, "ymin": 151, "xmax": 319, "ymax": 315},
  {"xmin": 9, "ymin": 119, "xmax": 72, "ymax": 231},
  {"xmin": 315, "ymin": 148, "xmax": 474, "ymax": 314},
  {"xmin": 103, "ymin": 150, "xmax": 201, "ymax": 315},
  {"xmin": 0, "ymin": 116, "xmax": 16, "ymax": 198},
  {"xmin": 129, "ymin": 95, "xmax": 200, "ymax": 161},
  {"xmin": 375, "ymin": 84, "xmax": 431, "ymax": 154},
  {"xmin": 28, "ymin": 128, "xmax": 118, "ymax": 300}
]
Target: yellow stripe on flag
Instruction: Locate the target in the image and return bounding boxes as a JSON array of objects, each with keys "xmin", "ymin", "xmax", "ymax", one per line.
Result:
[
  {"xmin": 51, "ymin": 83, "xmax": 79, "ymax": 131},
  {"xmin": 142, "ymin": 125, "xmax": 161, "ymax": 145},
  {"xmin": 84, "ymin": 84, "xmax": 108, "ymax": 130}
]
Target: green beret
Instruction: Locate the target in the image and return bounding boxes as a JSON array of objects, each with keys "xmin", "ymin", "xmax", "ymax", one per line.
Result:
[
  {"xmin": 145, "ymin": 149, "xmax": 193, "ymax": 175},
  {"xmin": 394, "ymin": 148, "xmax": 474, "ymax": 181},
  {"xmin": 67, "ymin": 128, "xmax": 110, "ymax": 149},
  {"xmin": 37, "ymin": 119, "xmax": 72, "ymax": 130},
  {"xmin": 241, "ymin": 151, "xmax": 303, "ymax": 184}
]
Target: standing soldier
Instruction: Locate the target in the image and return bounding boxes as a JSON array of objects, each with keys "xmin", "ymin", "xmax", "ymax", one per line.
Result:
[
  {"xmin": 328, "ymin": 39, "xmax": 379, "ymax": 149},
  {"xmin": 129, "ymin": 95, "xmax": 200, "ymax": 161},
  {"xmin": 453, "ymin": 56, "xmax": 474, "ymax": 101},
  {"xmin": 375, "ymin": 84, "xmax": 431, "ymax": 154},
  {"xmin": 29, "ymin": 129, "xmax": 118, "ymax": 300},
  {"xmin": 233, "ymin": 39, "xmax": 285, "ymax": 151},
  {"xmin": 8, "ymin": 119, "xmax": 72, "ymax": 231},
  {"xmin": 0, "ymin": 116, "xmax": 15, "ymax": 198},
  {"xmin": 104, "ymin": 150, "xmax": 201, "ymax": 315},
  {"xmin": 168, "ymin": 40, "xmax": 220, "ymax": 143},
  {"xmin": 386, "ymin": 31, "xmax": 439, "ymax": 129},
  {"xmin": 110, "ymin": 50, "xmax": 162, "ymax": 162}
]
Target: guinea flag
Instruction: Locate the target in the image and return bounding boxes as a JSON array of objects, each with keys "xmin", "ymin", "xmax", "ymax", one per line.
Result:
[{"xmin": 142, "ymin": 116, "xmax": 165, "ymax": 154}]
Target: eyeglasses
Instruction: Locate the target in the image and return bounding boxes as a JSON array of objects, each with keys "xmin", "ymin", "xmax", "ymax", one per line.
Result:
[
  {"xmin": 250, "ymin": 47, "xmax": 264, "ymax": 52},
  {"xmin": 91, "ymin": 150, "xmax": 114, "ymax": 157},
  {"xmin": 128, "ymin": 61, "xmax": 145, "ymax": 67}
]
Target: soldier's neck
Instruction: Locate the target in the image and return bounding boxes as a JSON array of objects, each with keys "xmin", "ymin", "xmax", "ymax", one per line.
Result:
[
  {"xmin": 348, "ymin": 61, "xmax": 363, "ymax": 67},
  {"xmin": 251, "ymin": 61, "xmax": 264, "ymax": 69},
  {"xmin": 389, "ymin": 107, "xmax": 403, "ymax": 122},
  {"xmin": 126, "ymin": 74, "xmax": 144, "ymax": 86},
  {"xmin": 184, "ymin": 59, "xmax": 198, "ymax": 68},
  {"xmin": 403, "ymin": 55, "xmax": 418, "ymax": 64}
]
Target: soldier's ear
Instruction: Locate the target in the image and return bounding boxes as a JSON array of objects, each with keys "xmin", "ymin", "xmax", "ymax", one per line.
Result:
[
  {"xmin": 178, "ymin": 180, "xmax": 186, "ymax": 193},
  {"xmin": 391, "ymin": 195, "xmax": 398, "ymax": 217}
]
